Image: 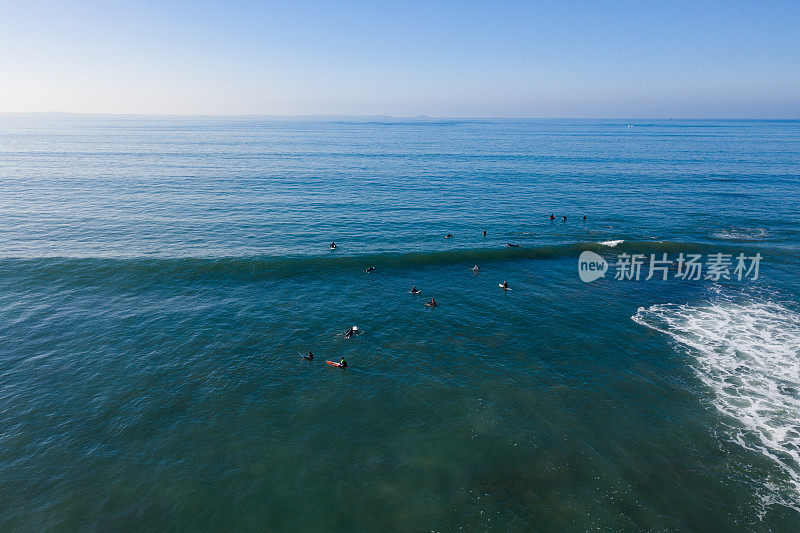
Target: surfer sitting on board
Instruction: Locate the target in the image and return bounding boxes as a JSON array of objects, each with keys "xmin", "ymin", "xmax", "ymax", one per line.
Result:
[
  {"xmin": 426, "ymin": 298, "xmax": 437, "ymax": 307},
  {"xmin": 410, "ymin": 286, "xmax": 421, "ymax": 294},
  {"xmin": 330, "ymin": 242, "xmax": 337, "ymax": 249},
  {"xmin": 501, "ymin": 281, "xmax": 509, "ymax": 290},
  {"xmin": 304, "ymin": 351, "xmax": 314, "ymax": 360},
  {"xmin": 472, "ymin": 265, "xmax": 480, "ymax": 272}
]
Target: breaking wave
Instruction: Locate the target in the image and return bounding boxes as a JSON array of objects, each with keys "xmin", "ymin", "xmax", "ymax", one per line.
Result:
[{"xmin": 633, "ymin": 299, "xmax": 800, "ymax": 512}]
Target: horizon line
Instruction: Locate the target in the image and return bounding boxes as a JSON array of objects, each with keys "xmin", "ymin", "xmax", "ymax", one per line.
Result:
[{"xmin": 1, "ymin": 112, "xmax": 798, "ymax": 121}]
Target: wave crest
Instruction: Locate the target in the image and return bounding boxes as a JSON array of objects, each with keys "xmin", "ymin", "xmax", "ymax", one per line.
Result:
[{"xmin": 0, "ymin": 239, "xmax": 758, "ymax": 284}]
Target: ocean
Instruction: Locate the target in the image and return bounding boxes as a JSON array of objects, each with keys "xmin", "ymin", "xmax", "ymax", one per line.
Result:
[{"xmin": 1, "ymin": 116, "xmax": 799, "ymax": 530}]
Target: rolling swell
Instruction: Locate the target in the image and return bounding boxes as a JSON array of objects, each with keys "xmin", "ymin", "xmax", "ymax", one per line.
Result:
[{"xmin": 0, "ymin": 240, "xmax": 772, "ymax": 286}]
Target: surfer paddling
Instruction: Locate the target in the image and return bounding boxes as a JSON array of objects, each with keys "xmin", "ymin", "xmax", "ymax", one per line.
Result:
[{"xmin": 326, "ymin": 357, "xmax": 347, "ymax": 369}]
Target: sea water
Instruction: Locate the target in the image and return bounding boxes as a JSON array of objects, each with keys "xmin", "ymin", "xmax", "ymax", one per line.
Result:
[{"xmin": 1, "ymin": 116, "xmax": 799, "ymax": 530}]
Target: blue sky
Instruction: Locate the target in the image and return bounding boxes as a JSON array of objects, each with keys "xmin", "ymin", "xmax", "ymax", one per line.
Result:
[{"xmin": 1, "ymin": 0, "xmax": 798, "ymax": 117}]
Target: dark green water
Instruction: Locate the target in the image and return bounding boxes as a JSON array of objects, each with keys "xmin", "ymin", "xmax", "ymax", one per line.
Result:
[{"xmin": 1, "ymin": 117, "xmax": 799, "ymax": 530}]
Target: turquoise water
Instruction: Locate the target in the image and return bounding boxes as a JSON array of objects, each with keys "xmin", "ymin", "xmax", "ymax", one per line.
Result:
[{"xmin": 1, "ymin": 116, "xmax": 799, "ymax": 530}]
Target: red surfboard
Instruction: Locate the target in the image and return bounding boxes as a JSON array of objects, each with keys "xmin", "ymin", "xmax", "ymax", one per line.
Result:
[{"xmin": 326, "ymin": 360, "xmax": 344, "ymax": 368}]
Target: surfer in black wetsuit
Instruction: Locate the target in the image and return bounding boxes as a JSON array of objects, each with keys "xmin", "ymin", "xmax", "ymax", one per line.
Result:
[
  {"xmin": 562, "ymin": 215, "xmax": 567, "ymax": 222},
  {"xmin": 345, "ymin": 326, "xmax": 356, "ymax": 338},
  {"xmin": 482, "ymin": 229, "xmax": 487, "ymax": 236},
  {"xmin": 340, "ymin": 358, "xmax": 347, "ymax": 369},
  {"xmin": 365, "ymin": 266, "xmax": 375, "ymax": 273},
  {"xmin": 502, "ymin": 281, "xmax": 509, "ymax": 289},
  {"xmin": 304, "ymin": 351, "xmax": 314, "ymax": 360},
  {"xmin": 550, "ymin": 213, "xmax": 555, "ymax": 221},
  {"xmin": 506, "ymin": 243, "xmax": 520, "ymax": 247},
  {"xmin": 330, "ymin": 242, "xmax": 337, "ymax": 249},
  {"xmin": 410, "ymin": 286, "xmax": 421, "ymax": 294},
  {"xmin": 446, "ymin": 234, "xmax": 453, "ymax": 239},
  {"xmin": 426, "ymin": 298, "xmax": 437, "ymax": 307},
  {"xmin": 583, "ymin": 215, "xmax": 587, "ymax": 221}
]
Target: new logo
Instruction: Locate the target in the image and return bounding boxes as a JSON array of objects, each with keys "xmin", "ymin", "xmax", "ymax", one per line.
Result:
[{"xmin": 578, "ymin": 251, "xmax": 608, "ymax": 282}]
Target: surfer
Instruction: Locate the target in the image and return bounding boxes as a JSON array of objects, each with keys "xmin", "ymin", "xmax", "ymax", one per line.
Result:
[
  {"xmin": 330, "ymin": 242, "xmax": 337, "ymax": 249},
  {"xmin": 562, "ymin": 215, "xmax": 567, "ymax": 222},
  {"xmin": 340, "ymin": 357, "xmax": 347, "ymax": 369},
  {"xmin": 410, "ymin": 286, "xmax": 421, "ymax": 294},
  {"xmin": 472, "ymin": 265, "xmax": 480, "ymax": 272},
  {"xmin": 304, "ymin": 351, "xmax": 314, "ymax": 360},
  {"xmin": 506, "ymin": 243, "xmax": 520, "ymax": 247},
  {"xmin": 446, "ymin": 233, "xmax": 453, "ymax": 239},
  {"xmin": 482, "ymin": 229, "xmax": 487, "ymax": 236},
  {"xmin": 549, "ymin": 213, "xmax": 555, "ymax": 221},
  {"xmin": 501, "ymin": 281, "xmax": 509, "ymax": 290},
  {"xmin": 583, "ymin": 215, "xmax": 587, "ymax": 221},
  {"xmin": 365, "ymin": 266, "xmax": 375, "ymax": 273},
  {"xmin": 426, "ymin": 298, "xmax": 437, "ymax": 307},
  {"xmin": 345, "ymin": 326, "xmax": 357, "ymax": 338}
]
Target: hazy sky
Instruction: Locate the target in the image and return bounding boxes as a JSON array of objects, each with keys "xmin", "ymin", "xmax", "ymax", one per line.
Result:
[{"xmin": 1, "ymin": 0, "xmax": 798, "ymax": 117}]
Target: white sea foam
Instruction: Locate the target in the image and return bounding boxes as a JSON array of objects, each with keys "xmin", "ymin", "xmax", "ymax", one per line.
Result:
[
  {"xmin": 598, "ymin": 239, "xmax": 624, "ymax": 247},
  {"xmin": 712, "ymin": 228, "xmax": 768, "ymax": 241},
  {"xmin": 633, "ymin": 300, "xmax": 800, "ymax": 511}
]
